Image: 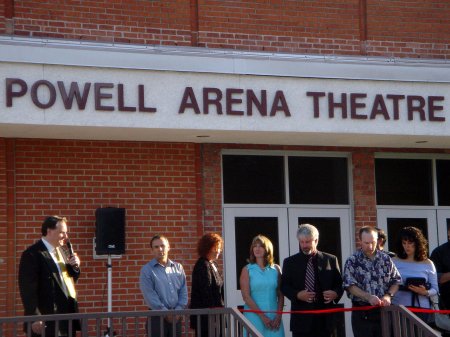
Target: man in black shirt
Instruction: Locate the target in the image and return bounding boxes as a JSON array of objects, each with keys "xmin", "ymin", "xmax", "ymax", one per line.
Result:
[{"xmin": 430, "ymin": 227, "xmax": 450, "ymax": 310}]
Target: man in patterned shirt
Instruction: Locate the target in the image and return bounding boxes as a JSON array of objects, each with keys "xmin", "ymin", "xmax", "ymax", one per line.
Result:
[{"xmin": 343, "ymin": 226, "xmax": 401, "ymax": 337}]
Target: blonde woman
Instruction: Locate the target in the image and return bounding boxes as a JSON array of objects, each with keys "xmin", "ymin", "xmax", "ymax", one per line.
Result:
[{"xmin": 240, "ymin": 235, "xmax": 285, "ymax": 337}]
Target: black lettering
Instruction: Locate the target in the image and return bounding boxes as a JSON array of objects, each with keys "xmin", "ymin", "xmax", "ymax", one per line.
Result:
[
  {"xmin": 94, "ymin": 83, "xmax": 114, "ymax": 111},
  {"xmin": 58, "ymin": 81, "xmax": 91, "ymax": 110},
  {"xmin": 306, "ymin": 92, "xmax": 326, "ymax": 118},
  {"xmin": 270, "ymin": 90, "xmax": 290, "ymax": 116},
  {"xmin": 370, "ymin": 94, "xmax": 389, "ymax": 120},
  {"xmin": 6, "ymin": 78, "xmax": 27, "ymax": 107},
  {"xmin": 407, "ymin": 96, "xmax": 426, "ymax": 121},
  {"xmin": 247, "ymin": 90, "xmax": 267, "ymax": 116},
  {"xmin": 31, "ymin": 80, "xmax": 56, "ymax": 109}
]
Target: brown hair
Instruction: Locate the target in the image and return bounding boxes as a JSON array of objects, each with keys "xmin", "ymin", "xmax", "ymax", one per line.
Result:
[
  {"xmin": 41, "ymin": 216, "xmax": 67, "ymax": 236},
  {"xmin": 248, "ymin": 235, "xmax": 274, "ymax": 266},
  {"xmin": 395, "ymin": 226, "xmax": 428, "ymax": 261},
  {"xmin": 150, "ymin": 235, "xmax": 169, "ymax": 248}
]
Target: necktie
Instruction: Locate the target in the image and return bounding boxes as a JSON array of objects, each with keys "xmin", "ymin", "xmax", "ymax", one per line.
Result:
[
  {"xmin": 55, "ymin": 247, "xmax": 77, "ymax": 299},
  {"xmin": 305, "ymin": 255, "xmax": 315, "ymax": 293}
]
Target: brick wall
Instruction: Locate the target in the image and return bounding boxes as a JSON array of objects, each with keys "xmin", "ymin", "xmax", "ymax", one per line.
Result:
[
  {"xmin": 11, "ymin": 0, "xmax": 192, "ymax": 45},
  {"xmin": 197, "ymin": 0, "xmax": 361, "ymax": 54},
  {"xmin": 2, "ymin": 139, "xmax": 450, "ymax": 316},
  {"xmin": 7, "ymin": 139, "xmax": 199, "ymax": 315},
  {"xmin": 352, "ymin": 150, "xmax": 377, "ymax": 246},
  {"xmin": 0, "ymin": 0, "xmax": 5, "ymax": 34},
  {"xmin": 366, "ymin": 0, "xmax": 449, "ymax": 58},
  {"xmin": 199, "ymin": 144, "xmax": 223, "ymax": 235},
  {"xmin": 1, "ymin": 0, "xmax": 448, "ymax": 58},
  {"xmin": 367, "ymin": 0, "xmax": 448, "ymax": 43}
]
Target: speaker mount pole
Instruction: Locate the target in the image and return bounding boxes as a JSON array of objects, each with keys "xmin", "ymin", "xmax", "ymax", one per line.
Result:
[
  {"xmin": 104, "ymin": 255, "xmax": 113, "ymax": 337},
  {"xmin": 108, "ymin": 254, "xmax": 112, "ymax": 313}
]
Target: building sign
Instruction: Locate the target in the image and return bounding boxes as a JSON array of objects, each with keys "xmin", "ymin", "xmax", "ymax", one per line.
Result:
[
  {"xmin": 5, "ymin": 78, "xmax": 446, "ymax": 122},
  {"xmin": 0, "ymin": 63, "xmax": 449, "ymax": 139}
]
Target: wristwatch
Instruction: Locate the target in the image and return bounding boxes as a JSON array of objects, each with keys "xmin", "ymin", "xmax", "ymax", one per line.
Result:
[{"xmin": 385, "ymin": 292, "xmax": 395, "ymax": 298}]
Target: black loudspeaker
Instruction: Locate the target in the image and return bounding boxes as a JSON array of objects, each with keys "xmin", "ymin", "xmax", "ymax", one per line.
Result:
[{"xmin": 95, "ymin": 207, "xmax": 126, "ymax": 255}]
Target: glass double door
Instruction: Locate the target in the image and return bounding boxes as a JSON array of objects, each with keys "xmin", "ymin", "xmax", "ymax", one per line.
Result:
[
  {"xmin": 223, "ymin": 207, "xmax": 352, "ymax": 337},
  {"xmin": 377, "ymin": 208, "xmax": 450, "ymax": 254}
]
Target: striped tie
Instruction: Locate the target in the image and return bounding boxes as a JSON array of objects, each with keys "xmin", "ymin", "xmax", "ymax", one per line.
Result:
[
  {"xmin": 305, "ymin": 255, "xmax": 315, "ymax": 293},
  {"xmin": 55, "ymin": 247, "xmax": 77, "ymax": 299}
]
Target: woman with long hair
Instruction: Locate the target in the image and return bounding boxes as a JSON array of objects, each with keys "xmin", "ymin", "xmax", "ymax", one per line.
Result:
[
  {"xmin": 392, "ymin": 226, "xmax": 439, "ymax": 322},
  {"xmin": 240, "ymin": 235, "xmax": 285, "ymax": 337}
]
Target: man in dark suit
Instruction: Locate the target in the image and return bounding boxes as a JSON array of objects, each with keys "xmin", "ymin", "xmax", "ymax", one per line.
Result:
[
  {"xmin": 281, "ymin": 224, "xmax": 343, "ymax": 337},
  {"xmin": 18, "ymin": 216, "xmax": 81, "ymax": 337}
]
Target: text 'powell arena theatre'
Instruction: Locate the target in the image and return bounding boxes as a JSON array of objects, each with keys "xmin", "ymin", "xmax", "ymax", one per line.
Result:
[{"xmin": 0, "ymin": 1, "xmax": 449, "ymax": 336}]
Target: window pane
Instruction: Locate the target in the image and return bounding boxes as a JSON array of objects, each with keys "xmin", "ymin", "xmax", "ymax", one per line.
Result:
[
  {"xmin": 437, "ymin": 160, "xmax": 450, "ymax": 206},
  {"xmin": 223, "ymin": 155, "xmax": 285, "ymax": 204},
  {"xmin": 234, "ymin": 217, "xmax": 280, "ymax": 289},
  {"xmin": 375, "ymin": 159, "xmax": 433, "ymax": 205},
  {"xmin": 289, "ymin": 157, "xmax": 348, "ymax": 204},
  {"xmin": 386, "ymin": 218, "xmax": 429, "ymax": 254},
  {"xmin": 296, "ymin": 217, "xmax": 342, "ymax": 270}
]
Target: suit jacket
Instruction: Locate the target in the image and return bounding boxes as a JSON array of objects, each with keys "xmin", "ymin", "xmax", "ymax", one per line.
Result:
[
  {"xmin": 281, "ymin": 251, "xmax": 343, "ymax": 334},
  {"xmin": 18, "ymin": 239, "xmax": 80, "ymax": 337}
]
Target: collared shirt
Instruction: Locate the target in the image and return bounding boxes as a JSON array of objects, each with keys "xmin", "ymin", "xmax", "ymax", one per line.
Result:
[
  {"xmin": 139, "ymin": 258, "xmax": 188, "ymax": 310},
  {"xmin": 343, "ymin": 249, "xmax": 401, "ymax": 303},
  {"xmin": 42, "ymin": 237, "xmax": 56, "ymax": 256},
  {"xmin": 42, "ymin": 238, "xmax": 62, "ymax": 271},
  {"xmin": 41, "ymin": 238, "xmax": 61, "ymax": 273},
  {"xmin": 41, "ymin": 238, "xmax": 70, "ymax": 295}
]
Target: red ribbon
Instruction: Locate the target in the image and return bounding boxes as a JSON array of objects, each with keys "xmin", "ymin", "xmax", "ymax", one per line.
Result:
[{"xmin": 240, "ymin": 306, "xmax": 450, "ymax": 315}]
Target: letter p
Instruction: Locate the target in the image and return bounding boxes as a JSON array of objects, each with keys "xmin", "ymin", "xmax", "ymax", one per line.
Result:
[{"xmin": 6, "ymin": 78, "xmax": 28, "ymax": 107}]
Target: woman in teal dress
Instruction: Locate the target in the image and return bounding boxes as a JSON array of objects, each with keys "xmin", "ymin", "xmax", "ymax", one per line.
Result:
[{"xmin": 240, "ymin": 235, "xmax": 285, "ymax": 337}]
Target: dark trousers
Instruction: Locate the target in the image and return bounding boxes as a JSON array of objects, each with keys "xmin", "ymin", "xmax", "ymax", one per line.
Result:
[
  {"xmin": 351, "ymin": 309, "xmax": 382, "ymax": 337},
  {"xmin": 192, "ymin": 315, "xmax": 222, "ymax": 337},
  {"xmin": 193, "ymin": 316, "xmax": 209, "ymax": 337},
  {"xmin": 292, "ymin": 315, "xmax": 338, "ymax": 337},
  {"xmin": 148, "ymin": 316, "xmax": 181, "ymax": 337}
]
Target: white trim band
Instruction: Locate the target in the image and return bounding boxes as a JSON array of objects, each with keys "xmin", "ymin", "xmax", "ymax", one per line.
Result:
[{"xmin": 1, "ymin": 36, "xmax": 449, "ymax": 83}]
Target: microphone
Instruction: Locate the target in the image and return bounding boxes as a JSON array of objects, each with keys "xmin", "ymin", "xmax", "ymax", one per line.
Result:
[
  {"xmin": 66, "ymin": 240, "xmax": 78, "ymax": 268},
  {"xmin": 66, "ymin": 240, "xmax": 75, "ymax": 257}
]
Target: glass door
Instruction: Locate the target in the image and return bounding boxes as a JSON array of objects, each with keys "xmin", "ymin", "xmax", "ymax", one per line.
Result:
[
  {"xmin": 223, "ymin": 207, "xmax": 290, "ymax": 336},
  {"xmin": 223, "ymin": 206, "xmax": 353, "ymax": 337},
  {"xmin": 287, "ymin": 207, "xmax": 353, "ymax": 337},
  {"xmin": 376, "ymin": 208, "xmax": 438, "ymax": 254}
]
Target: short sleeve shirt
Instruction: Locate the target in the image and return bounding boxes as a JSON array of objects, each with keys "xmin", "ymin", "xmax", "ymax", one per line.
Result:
[{"xmin": 343, "ymin": 249, "xmax": 401, "ymax": 304}]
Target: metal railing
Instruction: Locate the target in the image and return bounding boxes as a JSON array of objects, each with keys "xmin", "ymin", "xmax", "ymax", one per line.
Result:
[
  {"xmin": 0, "ymin": 308, "xmax": 263, "ymax": 337},
  {"xmin": 381, "ymin": 305, "xmax": 441, "ymax": 337}
]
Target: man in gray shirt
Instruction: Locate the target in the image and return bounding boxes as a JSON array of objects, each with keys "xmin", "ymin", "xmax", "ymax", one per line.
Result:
[{"xmin": 140, "ymin": 235, "xmax": 188, "ymax": 337}]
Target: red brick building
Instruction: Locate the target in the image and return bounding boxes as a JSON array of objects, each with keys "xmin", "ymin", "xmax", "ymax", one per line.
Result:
[{"xmin": 0, "ymin": 1, "xmax": 449, "ymax": 336}]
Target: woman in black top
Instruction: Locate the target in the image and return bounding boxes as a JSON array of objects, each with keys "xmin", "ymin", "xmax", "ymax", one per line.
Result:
[{"xmin": 190, "ymin": 233, "xmax": 224, "ymax": 337}]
